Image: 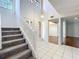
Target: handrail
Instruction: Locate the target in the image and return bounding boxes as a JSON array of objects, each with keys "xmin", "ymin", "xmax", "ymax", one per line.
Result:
[{"xmin": 20, "ymin": 19, "xmax": 38, "ymax": 58}]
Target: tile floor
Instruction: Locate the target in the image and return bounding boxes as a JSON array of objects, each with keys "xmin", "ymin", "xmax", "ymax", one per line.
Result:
[{"xmin": 35, "ymin": 40, "xmax": 79, "ymax": 59}]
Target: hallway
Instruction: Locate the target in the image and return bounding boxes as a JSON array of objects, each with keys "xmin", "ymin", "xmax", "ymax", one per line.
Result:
[{"xmin": 36, "ymin": 40, "xmax": 79, "ymax": 59}]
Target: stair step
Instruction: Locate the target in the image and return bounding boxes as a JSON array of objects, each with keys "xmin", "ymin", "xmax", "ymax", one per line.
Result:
[
  {"xmin": 0, "ymin": 43, "xmax": 28, "ymax": 59},
  {"xmin": 2, "ymin": 28, "xmax": 20, "ymax": 31},
  {"xmin": 7, "ymin": 49, "xmax": 32, "ymax": 59},
  {"xmin": 2, "ymin": 34, "xmax": 23, "ymax": 41},
  {"xmin": 2, "ymin": 31, "xmax": 21, "ymax": 36},
  {"xmin": 2, "ymin": 34, "xmax": 23, "ymax": 38},
  {"xmin": 2, "ymin": 38, "xmax": 25, "ymax": 49},
  {"xmin": 1, "ymin": 28, "xmax": 34, "ymax": 59}
]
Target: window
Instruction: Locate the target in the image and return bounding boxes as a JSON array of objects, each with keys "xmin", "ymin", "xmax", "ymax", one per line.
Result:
[{"xmin": 0, "ymin": 0, "xmax": 13, "ymax": 9}]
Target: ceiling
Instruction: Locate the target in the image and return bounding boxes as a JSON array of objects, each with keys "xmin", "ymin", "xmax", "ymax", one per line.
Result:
[
  {"xmin": 49, "ymin": 15, "xmax": 79, "ymax": 23},
  {"xmin": 63, "ymin": 15, "xmax": 79, "ymax": 23},
  {"xmin": 49, "ymin": 0, "xmax": 79, "ymax": 17}
]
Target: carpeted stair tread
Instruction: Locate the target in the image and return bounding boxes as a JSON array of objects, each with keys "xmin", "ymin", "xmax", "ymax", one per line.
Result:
[
  {"xmin": 0, "ymin": 43, "xmax": 27, "ymax": 54},
  {"xmin": 2, "ymin": 31, "xmax": 21, "ymax": 36},
  {"xmin": 2, "ymin": 38, "xmax": 25, "ymax": 49},
  {"xmin": 2, "ymin": 38, "xmax": 24, "ymax": 44},
  {"xmin": 7, "ymin": 49, "xmax": 31, "ymax": 59},
  {"xmin": 2, "ymin": 31, "xmax": 21, "ymax": 32},
  {"xmin": 2, "ymin": 34, "xmax": 23, "ymax": 41},
  {"xmin": 1, "ymin": 28, "xmax": 20, "ymax": 31},
  {"xmin": 2, "ymin": 34, "xmax": 23, "ymax": 38}
]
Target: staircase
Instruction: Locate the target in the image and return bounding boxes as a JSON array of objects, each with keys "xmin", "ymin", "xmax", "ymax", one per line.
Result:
[{"xmin": 0, "ymin": 28, "xmax": 35, "ymax": 59}]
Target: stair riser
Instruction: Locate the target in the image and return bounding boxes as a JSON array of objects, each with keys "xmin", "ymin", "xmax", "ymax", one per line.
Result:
[
  {"xmin": 2, "ymin": 35, "xmax": 23, "ymax": 41},
  {"xmin": 19, "ymin": 51, "xmax": 32, "ymax": 59},
  {"xmin": 0, "ymin": 45, "xmax": 28, "ymax": 59},
  {"xmin": 2, "ymin": 31, "xmax": 21, "ymax": 36},
  {"xmin": 2, "ymin": 40, "xmax": 25, "ymax": 49},
  {"xmin": 1, "ymin": 28, "xmax": 20, "ymax": 31}
]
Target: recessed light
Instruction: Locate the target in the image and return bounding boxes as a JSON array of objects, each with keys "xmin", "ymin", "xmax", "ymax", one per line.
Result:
[
  {"xmin": 74, "ymin": 17, "xmax": 78, "ymax": 20},
  {"xmin": 49, "ymin": 22, "xmax": 55, "ymax": 24}
]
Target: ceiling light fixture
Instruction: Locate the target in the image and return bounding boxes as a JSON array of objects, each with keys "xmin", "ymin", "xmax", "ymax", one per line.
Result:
[
  {"xmin": 49, "ymin": 22, "xmax": 53, "ymax": 24},
  {"xmin": 74, "ymin": 17, "xmax": 78, "ymax": 20},
  {"xmin": 40, "ymin": 0, "xmax": 44, "ymax": 18},
  {"xmin": 49, "ymin": 22, "xmax": 55, "ymax": 24},
  {"xmin": 41, "ymin": 13, "xmax": 44, "ymax": 18}
]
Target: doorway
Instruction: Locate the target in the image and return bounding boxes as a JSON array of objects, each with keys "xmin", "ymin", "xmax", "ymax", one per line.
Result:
[
  {"xmin": 48, "ymin": 20, "xmax": 58, "ymax": 44},
  {"xmin": 62, "ymin": 15, "xmax": 79, "ymax": 48},
  {"xmin": 66, "ymin": 20, "xmax": 79, "ymax": 48}
]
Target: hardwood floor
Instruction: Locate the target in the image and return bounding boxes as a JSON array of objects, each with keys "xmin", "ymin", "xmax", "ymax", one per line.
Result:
[
  {"xmin": 48, "ymin": 36, "xmax": 58, "ymax": 44},
  {"xmin": 49, "ymin": 36, "xmax": 79, "ymax": 48},
  {"xmin": 65, "ymin": 36, "xmax": 79, "ymax": 48}
]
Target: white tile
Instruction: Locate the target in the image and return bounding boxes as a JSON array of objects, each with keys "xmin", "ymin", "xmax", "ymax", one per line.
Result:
[
  {"xmin": 53, "ymin": 54, "xmax": 62, "ymax": 59},
  {"xmin": 41, "ymin": 56, "xmax": 51, "ymax": 59},
  {"xmin": 63, "ymin": 56, "xmax": 72, "ymax": 59},
  {"xmin": 36, "ymin": 40, "xmax": 79, "ymax": 59},
  {"xmin": 73, "ymin": 54, "xmax": 79, "ymax": 59}
]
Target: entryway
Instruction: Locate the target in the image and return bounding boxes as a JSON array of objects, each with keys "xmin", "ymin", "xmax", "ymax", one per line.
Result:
[
  {"xmin": 48, "ymin": 20, "xmax": 58, "ymax": 44},
  {"xmin": 62, "ymin": 15, "xmax": 79, "ymax": 48}
]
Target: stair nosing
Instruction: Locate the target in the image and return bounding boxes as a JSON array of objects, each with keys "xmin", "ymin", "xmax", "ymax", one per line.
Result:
[
  {"xmin": 2, "ymin": 38, "xmax": 25, "ymax": 44},
  {"xmin": 1, "ymin": 28, "xmax": 19, "ymax": 30},
  {"xmin": 0, "ymin": 43, "xmax": 27, "ymax": 54},
  {"xmin": 2, "ymin": 31, "xmax": 21, "ymax": 33},
  {"xmin": 7, "ymin": 49, "xmax": 31, "ymax": 59},
  {"xmin": 2, "ymin": 34, "xmax": 23, "ymax": 38}
]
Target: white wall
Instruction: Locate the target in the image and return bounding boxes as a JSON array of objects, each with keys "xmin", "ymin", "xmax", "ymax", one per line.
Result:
[
  {"xmin": 0, "ymin": 0, "xmax": 20, "ymax": 28},
  {"xmin": 49, "ymin": 22, "xmax": 58, "ymax": 36},
  {"xmin": 66, "ymin": 21, "xmax": 79, "ymax": 37},
  {"xmin": 20, "ymin": 0, "xmax": 41, "ymax": 32},
  {"xmin": 58, "ymin": 18, "xmax": 66, "ymax": 45},
  {"xmin": 15, "ymin": 0, "xmax": 20, "ymax": 27},
  {"xmin": 0, "ymin": 13, "xmax": 2, "ymax": 49},
  {"xmin": 0, "ymin": 7, "xmax": 18, "ymax": 28},
  {"xmin": 62, "ymin": 20, "xmax": 66, "ymax": 44},
  {"xmin": 41, "ymin": 19, "xmax": 48, "ymax": 42}
]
